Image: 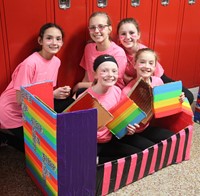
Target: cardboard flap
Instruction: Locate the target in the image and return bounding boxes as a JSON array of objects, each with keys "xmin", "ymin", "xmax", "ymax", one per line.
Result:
[{"xmin": 63, "ymin": 92, "xmax": 113, "ymax": 129}]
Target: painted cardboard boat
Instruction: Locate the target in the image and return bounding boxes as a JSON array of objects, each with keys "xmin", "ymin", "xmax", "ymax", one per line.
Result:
[{"xmin": 21, "ymin": 81, "xmax": 194, "ymax": 196}]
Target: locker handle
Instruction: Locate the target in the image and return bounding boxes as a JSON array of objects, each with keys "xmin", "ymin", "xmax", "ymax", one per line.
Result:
[
  {"xmin": 131, "ymin": 0, "xmax": 140, "ymax": 7},
  {"xmin": 59, "ymin": 0, "xmax": 70, "ymax": 9},
  {"xmin": 161, "ymin": 0, "xmax": 169, "ymax": 6},
  {"xmin": 97, "ymin": 0, "xmax": 107, "ymax": 8},
  {"xmin": 188, "ymin": 0, "xmax": 196, "ymax": 5}
]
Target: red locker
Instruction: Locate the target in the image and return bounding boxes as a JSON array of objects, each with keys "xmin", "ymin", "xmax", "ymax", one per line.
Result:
[
  {"xmin": 0, "ymin": 16, "xmax": 8, "ymax": 93},
  {"xmin": 0, "ymin": 0, "xmax": 53, "ymax": 93},
  {"xmin": 1, "ymin": 0, "xmax": 200, "ymax": 95},
  {"xmin": 54, "ymin": 0, "xmax": 88, "ymax": 88},
  {"xmin": 175, "ymin": 1, "xmax": 200, "ymax": 87},
  {"xmin": 125, "ymin": 0, "xmax": 155, "ymax": 46},
  {"xmin": 153, "ymin": 0, "xmax": 181, "ymax": 79}
]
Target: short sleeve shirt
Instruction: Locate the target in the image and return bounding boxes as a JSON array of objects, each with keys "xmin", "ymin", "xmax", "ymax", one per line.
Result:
[
  {"xmin": 125, "ymin": 43, "xmax": 164, "ymax": 78},
  {"xmin": 87, "ymin": 85, "xmax": 122, "ymax": 143},
  {"xmin": 0, "ymin": 52, "xmax": 60, "ymax": 129},
  {"xmin": 80, "ymin": 41, "xmax": 127, "ymax": 89}
]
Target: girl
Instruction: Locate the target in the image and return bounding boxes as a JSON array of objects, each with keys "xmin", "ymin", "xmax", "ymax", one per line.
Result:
[
  {"xmin": 117, "ymin": 17, "xmax": 194, "ymax": 104},
  {"xmin": 0, "ymin": 23, "xmax": 73, "ymax": 152},
  {"xmin": 73, "ymin": 12, "xmax": 127, "ymax": 96},
  {"xmin": 121, "ymin": 48, "xmax": 184, "ymax": 148},
  {"xmin": 83, "ymin": 54, "xmax": 142, "ymax": 164}
]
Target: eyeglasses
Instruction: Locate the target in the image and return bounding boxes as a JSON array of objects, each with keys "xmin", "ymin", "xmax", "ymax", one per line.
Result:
[{"xmin": 88, "ymin": 24, "xmax": 109, "ymax": 32}]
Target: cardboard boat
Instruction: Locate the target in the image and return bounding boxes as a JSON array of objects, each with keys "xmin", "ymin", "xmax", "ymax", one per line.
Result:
[{"xmin": 21, "ymin": 81, "xmax": 194, "ymax": 196}]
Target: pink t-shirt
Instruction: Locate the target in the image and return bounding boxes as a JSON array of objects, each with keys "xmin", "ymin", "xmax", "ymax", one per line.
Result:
[
  {"xmin": 80, "ymin": 41, "xmax": 127, "ymax": 89},
  {"xmin": 87, "ymin": 85, "xmax": 122, "ymax": 143},
  {"xmin": 0, "ymin": 52, "xmax": 60, "ymax": 129},
  {"xmin": 125, "ymin": 43, "xmax": 164, "ymax": 78},
  {"xmin": 122, "ymin": 76, "xmax": 163, "ymax": 132}
]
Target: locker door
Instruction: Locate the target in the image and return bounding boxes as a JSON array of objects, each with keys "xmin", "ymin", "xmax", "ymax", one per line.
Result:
[
  {"xmin": 0, "ymin": 16, "xmax": 8, "ymax": 94},
  {"xmin": 175, "ymin": 1, "xmax": 200, "ymax": 88},
  {"xmin": 126, "ymin": 0, "xmax": 155, "ymax": 46},
  {"xmin": 91, "ymin": 0, "xmax": 123, "ymax": 41},
  {"xmin": 1, "ymin": 0, "xmax": 53, "ymax": 89},
  {"xmin": 54, "ymin": 0, "xmax": 88, "ymax": 88},
  {"xmin": 153, "ymin": 0, "xmax": 181, "ymax": 78}
]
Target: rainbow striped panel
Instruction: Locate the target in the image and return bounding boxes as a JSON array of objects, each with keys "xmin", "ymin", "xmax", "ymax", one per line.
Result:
[
  {"xmin": 153, "ymin": 81, "xmax": 182, "ymax": 118},
  {"xmin": 64, "ymin": 92, "xmax": 113, "ymax": 129},
  {"xmin": 107, "ymin": 96, "xmax": 146, "ymax": 139},
  {"xmin": 21, "ymin": 85, "xmax": 58, "ymax": 196}
]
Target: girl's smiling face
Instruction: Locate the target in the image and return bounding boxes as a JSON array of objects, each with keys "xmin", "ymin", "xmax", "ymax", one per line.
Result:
[
  {"xmin": 118, "ymin": 23, "xmax": 140, "ymax": 49},
  {"xmin": 88, "ymin": 15, "xmax": 112, "ymax": 44},
  {"xmin": 134, "ymin": 51, "xmax": 156, "ymax": 80},
  {"xmin": 95, "ymin": 61, "xmax": 118, "ymax": 88},
  {"xmin": 38, "ymin": 27, "xmax": 63, "ymax": 59}
]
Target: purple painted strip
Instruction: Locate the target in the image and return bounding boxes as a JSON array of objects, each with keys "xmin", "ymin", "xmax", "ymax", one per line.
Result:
[{"xmin": 57, "ymin": 109, "xmax": 97, "ymax": 196}]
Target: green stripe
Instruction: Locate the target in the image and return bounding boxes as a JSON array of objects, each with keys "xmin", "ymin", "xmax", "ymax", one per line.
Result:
[
  {"xmin": 154, "ymin": 90, "xmax": 181, "ymax": 101},
  {"xmin": 110, "ymin": 109, "xmax": 141, "ymax": 134}
]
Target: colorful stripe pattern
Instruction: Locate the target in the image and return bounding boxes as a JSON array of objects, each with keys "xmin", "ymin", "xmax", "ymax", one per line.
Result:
[
  {"xmin": 63, "ymin": 92, "xmax": 113, "ymax": 129},
  {"xmin": 194, "ymin": 87, "xmax": 200, "ymax": 123},
  {"xmin": 153, "ymin": 81, "xmax": 182, "ymax": 118},
  {"xmin": 107, "ymin": 96, "xmax": 146, "ymax": 139},
  {"xmin": 21, "ymin": 85, "xmax": 58, "ymax": 196},
  {"xmin": 96, "ymin": 126, "xmax": 193, "ymax": 196},
  {"xmin": 128, "ymin": 78, "xmax": 153, "ymax": 124}
]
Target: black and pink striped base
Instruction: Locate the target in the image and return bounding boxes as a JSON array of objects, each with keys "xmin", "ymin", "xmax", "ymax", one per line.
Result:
[{"xmin": 96, "ymin": 126, "xmax": 193, "ymax": 195}]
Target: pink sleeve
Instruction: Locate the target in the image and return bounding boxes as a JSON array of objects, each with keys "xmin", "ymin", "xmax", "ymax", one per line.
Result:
[{"xmin": 13, "ymin": 63, "xmax": 34, "ymax": 90}]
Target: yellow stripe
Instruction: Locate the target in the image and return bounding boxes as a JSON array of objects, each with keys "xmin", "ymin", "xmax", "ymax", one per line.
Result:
[
  {"xmin": 154, "ymin": 97, "xmax": 179, "ymax": 108},
  {"xmin": 108, "ymin": 103, "xmax": 138, "ymax": 129}
]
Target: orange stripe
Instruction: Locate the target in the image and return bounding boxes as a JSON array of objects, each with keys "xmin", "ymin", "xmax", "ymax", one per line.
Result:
[
  {"xmin": 24, "ymin": 119, "xmax": 57, "ymax": 162},
  {"xmin": 154, "ymin": 103, "xmax": 181, "ymax": 114},
  {"xmin": 25, "ymin": 144, "xmax": 42, "ymax": 172},
  {"xmin": 32, "ymin": 101, "xmax": 56, "ymax": 128},
  {"xmin": 40, "ymin": 139, "xmax": 57, "ymax": 163},
  {"xmin": 155, "ymin": 108, "xmax": 181, "ymax": 118},
  {"xmin": 46, "ymin": 175, "xmax": 58, "ymax": 192},
  {"xmin": 25, "ymin": 99, "xmax": 56, "ymax": 131},
  {"xmin": 110, "ymin": 98, "xmax": 132, "ymax": 118},
  {"xmin": 37, "ymin": 134, "xmax": 56, "ymax": 158}
]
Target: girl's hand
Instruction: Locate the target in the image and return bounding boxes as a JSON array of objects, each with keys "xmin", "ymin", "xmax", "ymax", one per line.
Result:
[
  {"xmin": 53, "ymin": 86, "xmax": 71, "ymax": 99},
  {"xmin": 126, "ymin": 123, "xmax": 140, "ymax": 135},
  {"xmin": 179, "ymin": 92, "xmax": 185, "ymax": 103}
]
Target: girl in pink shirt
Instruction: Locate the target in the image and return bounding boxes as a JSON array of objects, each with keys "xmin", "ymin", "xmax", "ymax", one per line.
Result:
[
  {"xmin": 84, "ymin": 54, "xmax": 142, "ymax": 164},
  {"xmin": 0, "ymin": 23, "xmax": 74, "ymax": 152},
  {"xmin": 117, "ymin": 17, "xmax": 194, "ymax": 104},
  {"xmin": 120, "ymin": 48, "xmax": 185, "ymax": 150},
  {"xmin": 73, "ymin": 12, "xmax": 127, "ymax": 96}
]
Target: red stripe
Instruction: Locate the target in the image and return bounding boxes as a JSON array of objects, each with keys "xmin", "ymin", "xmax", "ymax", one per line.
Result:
[
  {"xmin": 154, "ymin": 107, "xmax": 181, "ymax": 118},
  {"xmin": 138, "ymin": 149, "xmax": 148, "ymax": 179},
  {"xmin": 149, "ymin": 144, "xmax": 158, "ymax": 174},
  {"xmin": 167, "ymin": 135, "xmax": 177, "ymax": 165},
  {"xmin": 185, "ymin": 125, "xmax": 193, "ymax": 160},
  {"xmin": 176, "ymin": 130, "xmax": 186, "ymax": 163},
  {"xmin": 102, "ymin": 162, "xmax": 112, "ymax": 195},
  {"xmin": 126, "ymin": 154, "xmax": 138, "ymax": 185},
  {"xmin": 26, "ymin": 168, "xmax": 48, "ymax": 196},
  {"xmin": 159, "ymin": 140, "xmax": 167, "ymax": 170},
  {"xmin": 32, "ymin": 101, "xmax": 56, "ymax": 129},
  {"xmin": 37, "ymin": 133, "xmax": 56, "ymax": 158},
  {"xmin": 114, "ymin": 158, "xmax": 125, "ymax": 191}
]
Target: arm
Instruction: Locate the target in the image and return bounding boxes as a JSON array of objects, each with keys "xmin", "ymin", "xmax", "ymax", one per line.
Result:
[
  {"xmin": 16, "ymin": 90, "xmax": 22, "ymax": 105},
  {"xmin": 54, "ymin": 86, "xmax": 71, "ymax": 99},
  {"xmin": 72, "ymin": 71, "xmax": 92, "ymax": 94},
  {"xmin": 126, "ymin": 123, "xmax": 140, "ymax": 135}
]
